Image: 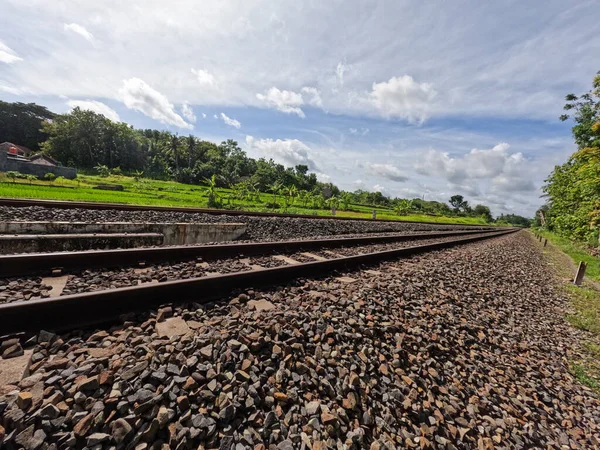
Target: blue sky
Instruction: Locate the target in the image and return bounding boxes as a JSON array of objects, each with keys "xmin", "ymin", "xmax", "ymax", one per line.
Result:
[{"xmin": 1, "ymin": 0, "xmax": 599, "ymax": 216}]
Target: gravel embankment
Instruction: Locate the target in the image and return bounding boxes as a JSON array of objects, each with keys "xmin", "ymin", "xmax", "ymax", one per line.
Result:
[
  {"xmin": 2, "ymin": 231, "xmax": 598, "ymax": 449},
  {"xmin": 0, "ymin": 206, "xmax": 493, "ymax": 241},
  {"xmin": 0, "ymin": 233, "xmax": 494, "ymax": 303}
]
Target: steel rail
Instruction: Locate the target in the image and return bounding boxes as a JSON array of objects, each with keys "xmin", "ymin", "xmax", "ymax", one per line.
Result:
[
  {"xmin": 0, "ymin": 197, "xmax": 496, "ymax": 227},
  {"xmin": 0, "ymin": 229, "xmax": 517, "ymax": 334},
  {"xmin": 0, "ymin": 229, "xmax": 504, "ymax": 277}
]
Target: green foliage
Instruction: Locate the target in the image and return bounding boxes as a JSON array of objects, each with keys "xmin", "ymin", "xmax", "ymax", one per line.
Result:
[
  {"xmin": 5, "ymin": 171, "xmax": 20, "ymax": 182},
  {"xmin": 0, "ymin": 101, "xmax": 55, "ymax": 152},
  {"xmin": 111, "ymin": 166, "xmax": 122, "ymax": 176},
  {"xmin": 203, "ymin": 174, "xmax": 222, "ymax": 208},
  {"xmin": 94, "ymin": 164, "xmax": 111, "ymax": 177},
  {"xmin": 44, "ymin": 172, "xmax": 56, "ymax": 182},
  {"xmin": 495, "ymin": 214, "xmax": 531, "ymax": 227},
  {"xmin": 543, "ymin": 72, "xmax": 600, "ymax": 243},
  {"xmin": 26, "ymin": 174, "xmax": 37, "ymax": 184}
]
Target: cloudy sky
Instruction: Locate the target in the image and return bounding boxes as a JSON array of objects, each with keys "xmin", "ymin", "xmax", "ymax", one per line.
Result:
[{"xmin": 1, "ymin": 0, "xmax": 598, "ymax": 217}]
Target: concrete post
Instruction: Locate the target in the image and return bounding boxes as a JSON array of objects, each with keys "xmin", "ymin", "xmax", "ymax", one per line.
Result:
[
  {"xmin": 574, "ymin": 261, "xmax": 587, "ymax": 286},
  {"xmin": 372, "ymin": 210, "xmax": 377, "ymax": 220}
]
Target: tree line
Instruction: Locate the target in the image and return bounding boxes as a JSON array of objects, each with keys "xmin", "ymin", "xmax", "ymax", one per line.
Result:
[
  {"xmin": 0, "ymin": 100, "xmax": 531, "ymax": 225},
  {"xmin": 538, "ymin": 72, "xmax": 600, "ymax": 243}
]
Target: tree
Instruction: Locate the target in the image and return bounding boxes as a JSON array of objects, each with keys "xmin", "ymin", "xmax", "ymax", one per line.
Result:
[
  {"xmin": 473, "ymin": 204, "xmax": 493, "ymax": 222},
  {"xmin": 543, "ymin": 72, "xmax": 600, "ymax": 242},
  {"xmin": 559, "ymin": 71, "xmax": 600, "ymax": 149},
  {"xmin": 0, "ymin": 101, "xmax": 55, "ymax": 151},
  {"xmin": 449, "ymin": 195, "xmax": 467, "ymax": 213}
]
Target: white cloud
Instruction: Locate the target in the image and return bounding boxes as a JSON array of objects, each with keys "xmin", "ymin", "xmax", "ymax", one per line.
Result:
[
  {"xmin": 67, "ymin": 99, "xmax": 120, "ymax": 122},
  {"xmin": 256, "ymin": 87, "xmax": 305, "ymax": 117},
  {"xmin": 373, "ymin": 184, "xmax": 386, "ymax": 193},
  {"xmin": 245, "ymin": 135, "xmax": 316, "ymax": 169},
  {"xmin": 181, "ymin": 102, "xmax": 196, "ymax": 123},
  {"xmin": 364, "ymin": 162, "xmax": 409, "ymax": 182},
  {"xmin": 369, "ymin": 75, "xmax": 437, "ymax": 123},
  {"xmin": 220, "ymin": 112, "xmax": 241, "ymax": 129},
  {"xmin": 415, "ymin": 142, "xmax": 537, "ymax": 194},
  {"xmin": 202, "ymin": 113, "xmax": 207, "ymax": 119},
  {"xmin": 120, "ymin": 78, "xmax": 192, "ymax": 129},
  {"xmin": 314, "ymin": 172, "xmax": 330, "ymax": 182},
  {"xmin": 0, "ymin": 41, "xmax": 22, "ymax": 64},
  {"xmin": 213, "ymin": 114, "xmax": 218, "ymax": 119},
  {"xmin": 191, "ymin": 68, "xmax": 215, "ymax": 86},
  {"xmin": 301, "ymin": 87, "xmax": 322, "ymax": 108},
  {"xmin": 353, "ymin": 179, "xmax": 366, "ymax": 189},
  {"xmin": 64, "ymin": 23, "xmax": 94, "ymax": 42},
  {"xmin": 0, "ymin": 84, "xmax": 25, "ymax": 95}
]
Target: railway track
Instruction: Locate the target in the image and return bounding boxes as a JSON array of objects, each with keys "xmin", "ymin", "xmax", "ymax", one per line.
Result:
[
  {"xmin": 0, "ymin": 228, "xmax": 502, "ymax": 277},
  {"xmin": 0, "ymin": 228, "xmax": 516, "ymax": 335},
  {"xmin": 0, "ymin": 197, "xmax": 495, "ymax": 227}
]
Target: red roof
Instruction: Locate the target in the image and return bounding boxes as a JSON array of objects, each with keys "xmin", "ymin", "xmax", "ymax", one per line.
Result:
[{"xmin": 0, "ymin": 142, "xmax": 33, "ymax": 155}]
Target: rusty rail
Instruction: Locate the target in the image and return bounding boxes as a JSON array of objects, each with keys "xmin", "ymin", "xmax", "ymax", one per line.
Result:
[
  {"xmin": 0, "ymin": 229, "xmax": 503, "ymax": 277},
  {"xmin": 0, "ymin": 229, "xmax": 517, "ymax": 334}
]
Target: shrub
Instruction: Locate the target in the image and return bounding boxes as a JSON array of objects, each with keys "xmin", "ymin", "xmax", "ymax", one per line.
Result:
[
  {"xmin": 5, "ymin": 171, "xmax": 20, "ymax": 182},
  {"xmin": 44, "ymin": 172, "xmax": 57, "ymax": 182},
  {"xmin": 111, "ymin": 166, "xmax": 122, "ymax": 176},
  {"xmin": 94, "ymin": 164, "xmax": 110, "ymax": 177},
  {"xmin": 26, "ymin": 174, "xmax": 37, "ymax": 184}
]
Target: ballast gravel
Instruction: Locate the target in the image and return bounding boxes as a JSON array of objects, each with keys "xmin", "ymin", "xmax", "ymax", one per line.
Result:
[
  {"xmin": 0, "ymin": 206, "xmax": 493, "ymax": 241},
  {"xmin": 1, "ymin": 231, "xmax": 598, "ymax": 449}
]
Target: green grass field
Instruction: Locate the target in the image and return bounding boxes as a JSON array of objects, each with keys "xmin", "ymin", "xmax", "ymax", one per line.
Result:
[
  {"xmin": 535, "ymin": 229, "xmax": 600, "ymax": 283},
  {"xmin": 0, "ymin": 173, "xmax": 491, "ymax": 225}
]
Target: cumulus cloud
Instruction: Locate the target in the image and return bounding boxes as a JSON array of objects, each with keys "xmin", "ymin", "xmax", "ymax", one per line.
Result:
[
  {"xmin": 415, "ymin": 142, "xmax": 537, "ymax": 194},
  {"xmin": 364, "ymin": 162, "xmax": 408, "ymax": 182},
  {"xmin": 245, "ymin": 135, "xmax": 317, "ymax": 169},
  {"xmin": 0, "ymin": 41, "xmax": 22, "ymax": 64},
  {"xmin": 373, "ymin": 184, "xmax": 386, "ymax": 193},
  {"xmin": 301, "ymin": 87, "xmax": 323, "ymax": 108},
  {"xmin": 191, "ymin": 68, "xmax": 215, "ymax": 86},
  {"xmin": 220, "ymin": 112, "xmax": 241, "ymax": 129},
  {"xmin": 64, "ymin": 23, "xmax": 94, "ymax": 42},
  {"xmin": 256, "ymin": 87, "xmax": 305, "ymax": 117},
  {"xmin": 201, "ymin": 113, "xmax": 207, "ymax": 119},
  {"xmin": 120, "ymin": 78, "xmax": 192, "ymax": 129},
  {"xmin": 314, "ymin": 172, "xmax": 330, "ymax": 182},
  {"xmin": 181, "ymin": 102, "xmax": 196, "ymax": 123},
  {"xmin": 369, "ymin": 75, "xmax": 437, "ymax": 123},
  {"xmin": 67, "ymin": 100, "xmax": 120, "ymax": 122}
]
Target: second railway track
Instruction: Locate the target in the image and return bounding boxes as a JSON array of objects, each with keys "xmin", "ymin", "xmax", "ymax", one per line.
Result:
[
  {"xmin": 0, "ymin": 228, "xmax": 503, "ymax": 277},
  {"xmin": 0, "ymin": 228, "xmax": 517, "ymax": 335}
]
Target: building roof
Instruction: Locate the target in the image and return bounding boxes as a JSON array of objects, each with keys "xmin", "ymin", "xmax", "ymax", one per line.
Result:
[
  {"xmin": 0, "ymin": 142, "xmax": 33, "ymax": 155},
  {"xmin": 30, "ymin": 153, "xmax": 58, "ymax": 166}
]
